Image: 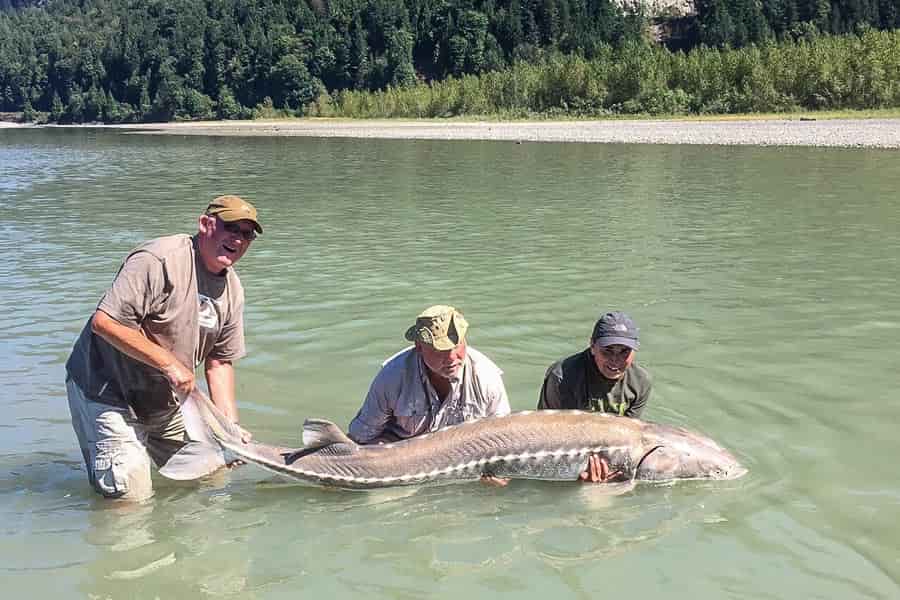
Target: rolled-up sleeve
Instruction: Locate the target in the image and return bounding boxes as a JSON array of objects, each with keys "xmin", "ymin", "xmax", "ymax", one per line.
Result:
[
  {"xmin": 348, "ymin": 374, "xmax": 393, "ymax": 444},
  {"xmin": 487, "ymin": 378, "xmax": 511, "ymax": 417}
]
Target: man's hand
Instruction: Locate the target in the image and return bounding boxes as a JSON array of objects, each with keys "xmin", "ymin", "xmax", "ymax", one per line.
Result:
[
  {"xmin": 225, "ymin": 424, "xmax": 253, "ymax": 468},
  {"xmin": 480, "ymin": 474, "xmax": 510, "ymax": 487},
  {"xmin": 235, "ymin": 423, "xmax": 252, "ymax": 444},
  {"xmin": 161, "ymin": 361, "xmax": 195, "ymax": 401},
  {"xmin": 580, "ymin": 454, "xmax": 623, "ymax": 483}
]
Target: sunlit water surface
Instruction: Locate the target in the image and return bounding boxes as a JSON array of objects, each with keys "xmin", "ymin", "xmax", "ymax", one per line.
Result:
[{"xmin": 2, "ymin": 128, "xmax": 899, "ymax": 599}]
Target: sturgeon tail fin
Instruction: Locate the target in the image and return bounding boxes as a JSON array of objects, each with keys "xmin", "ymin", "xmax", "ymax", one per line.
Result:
[{"xmin": 158, "ymin": 389, "xmax": 236, "ymax": 480}]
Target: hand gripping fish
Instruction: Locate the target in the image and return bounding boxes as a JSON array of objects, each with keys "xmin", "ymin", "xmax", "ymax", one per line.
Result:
[{"xmin": 160, "ymin": 389, "xmax": 747, "ymax": 489}]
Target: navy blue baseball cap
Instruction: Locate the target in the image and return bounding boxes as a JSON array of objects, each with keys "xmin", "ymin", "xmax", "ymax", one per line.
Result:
[{"xmin": 591, "ymin": 311, "xmax": 639, "ymax": 349}]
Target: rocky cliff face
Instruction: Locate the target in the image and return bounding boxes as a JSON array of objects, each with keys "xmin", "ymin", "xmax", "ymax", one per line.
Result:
[
  {"xmin": 615, "ymin": 0, "xmax": 697, "ymax": 18},
  {"xmin": 615, "ymin": 0, "xmax": 698, "ymax": 47}
]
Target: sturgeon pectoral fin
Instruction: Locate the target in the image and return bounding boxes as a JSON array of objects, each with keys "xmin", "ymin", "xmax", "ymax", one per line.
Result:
[{"xmin": 302, "ymin": 419, "xmax": 358, "ymax": 450}]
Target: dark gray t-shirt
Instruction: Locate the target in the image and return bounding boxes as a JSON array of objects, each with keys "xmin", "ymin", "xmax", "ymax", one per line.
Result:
[
  {"xmin": 66, "ymin": 234, "xmax": 245, "ymax": 418},
  {"xmin": 537, "ymin": 349, "xmax": 651, "ymax": 418}
]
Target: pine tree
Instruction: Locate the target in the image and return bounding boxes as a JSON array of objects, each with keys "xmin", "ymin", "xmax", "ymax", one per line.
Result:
[
  {"xmin": 697, "ymin": 0, "xmax": 736, "ymax": 47},
  {"xmin": 386, "ymin": 28, "xmax": 416, "ymax": 87},
  {"xmin": 138, "ymin": 75, "xmax": 151, "ymax": 120},
  {"xmin": 50, "ymin": 90, "xmax": 64, "ymax": 121},
  {"xmin": 349, "ymin": 16, "xmax": 370, "ymax": 89},
  {"xmin": 22, "ymin": 98, "xmax": 36, "ymax": 122}
]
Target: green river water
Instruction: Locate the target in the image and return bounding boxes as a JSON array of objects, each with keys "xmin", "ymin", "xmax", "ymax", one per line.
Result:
[{"xmin": 1, "ymin": 128, "xmax": 899, "ymax": 599}]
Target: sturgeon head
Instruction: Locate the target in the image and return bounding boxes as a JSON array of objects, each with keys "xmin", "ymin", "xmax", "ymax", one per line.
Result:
[{"xmin": 635, "ymin": 423, "xmax": 748, "ymax": 481}]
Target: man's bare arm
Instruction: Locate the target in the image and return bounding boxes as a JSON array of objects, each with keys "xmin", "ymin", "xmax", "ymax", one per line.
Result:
[
  {"xmin": 205, "ymin": 358, "xmax": 251, "ymax": 443},
  {"xmin": 91, "ymin": 309, "xmax": 194, "ymax": 397}
]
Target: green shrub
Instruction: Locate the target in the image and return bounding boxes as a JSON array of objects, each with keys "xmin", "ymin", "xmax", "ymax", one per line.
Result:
[{"xmin": 318, "ymin": 30, "xmax": 900, "ymax": 118}]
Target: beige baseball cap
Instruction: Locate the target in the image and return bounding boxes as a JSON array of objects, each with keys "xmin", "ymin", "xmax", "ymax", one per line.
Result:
[{"xmin": 205, "ymin": 195, "xmax": 263, "ymax": 233}]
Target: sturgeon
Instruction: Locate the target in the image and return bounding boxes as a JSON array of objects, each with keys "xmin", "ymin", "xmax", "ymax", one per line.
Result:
[{"xmin": 160, "ymin": 389, "xmax": 747, "ymax": 489}]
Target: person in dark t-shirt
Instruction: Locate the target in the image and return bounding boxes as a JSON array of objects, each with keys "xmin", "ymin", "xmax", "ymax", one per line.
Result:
[
  {"xmin": 538, "ymin": 311, "xmax": 652, "ymax": 483},
  {"xmin": 65, "ymin": 195, "xmax": 262, "ymax": 500}
]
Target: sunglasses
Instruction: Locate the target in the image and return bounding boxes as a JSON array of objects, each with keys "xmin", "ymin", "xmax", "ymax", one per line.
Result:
[{"xmin": 220, "ymin": 220, "xmax": 258, "ymax": 242}]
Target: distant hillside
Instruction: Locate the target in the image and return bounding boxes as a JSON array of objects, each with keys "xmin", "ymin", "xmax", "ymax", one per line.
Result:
[{"xmin": 1, "ymin": 0, "xmax": 896, "ymax": 123}]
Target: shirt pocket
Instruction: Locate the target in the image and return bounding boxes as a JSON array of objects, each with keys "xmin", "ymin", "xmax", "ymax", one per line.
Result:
[
  {"xmin": 392, "ymin": 393, "xmax": 431, "ymax": 436},
  {"xmin": 393, "ymin": 395, "xmax": 429, "ymax": 418}
]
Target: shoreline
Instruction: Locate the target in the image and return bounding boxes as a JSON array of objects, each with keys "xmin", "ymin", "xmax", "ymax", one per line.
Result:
[{"xmin": 6, "ymin": 117, "xmax": 900, "ymax": 148}]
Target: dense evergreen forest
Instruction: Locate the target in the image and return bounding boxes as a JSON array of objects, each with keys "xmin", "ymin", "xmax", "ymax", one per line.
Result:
[{"xmin": 0, "ymin": 0, "xmax": 898, "ymax": 122}]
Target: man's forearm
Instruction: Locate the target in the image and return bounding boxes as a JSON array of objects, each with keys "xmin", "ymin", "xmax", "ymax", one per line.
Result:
[
  {"xmin": 93, "ymin": 309, "xmax": 195, "ymax": 397},
  {"xmin": 91, "ymin": 309, "xmax": 177, "ymax": 371},
  {"xmin": 348, "ymin": 389, "xmax": 392, "ymax": 444}
]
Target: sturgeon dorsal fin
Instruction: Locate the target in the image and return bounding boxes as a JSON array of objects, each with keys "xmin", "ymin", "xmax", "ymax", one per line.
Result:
[{"xmin": 302, "ymin": 418, "xmax": 358, "ymax": 451}]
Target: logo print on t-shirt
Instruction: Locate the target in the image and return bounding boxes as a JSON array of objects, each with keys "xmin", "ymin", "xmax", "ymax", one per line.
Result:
[{"xmin": 198, "ymin": 294, "xmax": 219, "ymax": 330}]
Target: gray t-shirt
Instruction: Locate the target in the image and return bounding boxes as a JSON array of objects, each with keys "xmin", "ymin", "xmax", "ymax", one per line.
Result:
[
  {"xmin": 348, "ymin": 346, "xmax": 511, "ymax": 444},
  {"xmin": 66, "ymin": 234, "xmax": 246, "ymax": 418}
]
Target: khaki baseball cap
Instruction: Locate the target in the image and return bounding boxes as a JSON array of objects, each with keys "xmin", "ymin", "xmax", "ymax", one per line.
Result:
[
  {"xmin": 404, "ymin": 305, "xmax": 468, "ymax": 351},
  {"xmin": 205, "ymin": 195, "xmax": 263, "ymax": 233}
]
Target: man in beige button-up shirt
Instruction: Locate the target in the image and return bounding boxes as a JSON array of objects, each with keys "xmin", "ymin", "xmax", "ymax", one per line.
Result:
[{"xmin": 348, "ymin": 305, "xmax": 510, "ymax": 445}]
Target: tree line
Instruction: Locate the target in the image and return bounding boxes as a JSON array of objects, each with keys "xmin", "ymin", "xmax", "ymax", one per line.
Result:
[
  {"xmin": 694, "ymin": 0, "xmax": 898, "ymax": 48},
  {"xmin": 320, "ymin": 29, "xmax": 900, "ymax": 117},
  {"xmin": 1, "ymin": 0, "xmax": 898, "ymax": 123}
]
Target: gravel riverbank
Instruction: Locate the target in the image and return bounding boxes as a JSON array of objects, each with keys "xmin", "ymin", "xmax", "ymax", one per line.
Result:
[
  {"xmin": 5, "ymin": 117, "xmax": 899, "ymax": 148},
  {"xmin": 104, "ymin": 117, "xmax": 900, "ymax": 148}
]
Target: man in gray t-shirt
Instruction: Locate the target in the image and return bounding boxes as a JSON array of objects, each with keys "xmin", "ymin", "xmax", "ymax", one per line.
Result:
[{"xmin": 65, "ymin": 195, "xmax": 262, "ymax": 500}]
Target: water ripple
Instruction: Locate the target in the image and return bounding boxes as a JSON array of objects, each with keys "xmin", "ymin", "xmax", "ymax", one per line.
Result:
[{"xmin": 3, "ymin": 130, "xmax": 900, "ymax": 598}]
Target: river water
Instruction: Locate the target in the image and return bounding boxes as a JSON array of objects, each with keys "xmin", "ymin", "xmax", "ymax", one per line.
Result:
[{"xmin": 2, "ymin": 128, "xmax": 899, "ymax": 599}]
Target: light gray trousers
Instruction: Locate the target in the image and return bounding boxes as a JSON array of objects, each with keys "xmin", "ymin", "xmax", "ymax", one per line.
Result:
[{"xmin": 66, "ymin": 378, "xmax": 185, "ymax": 501}]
